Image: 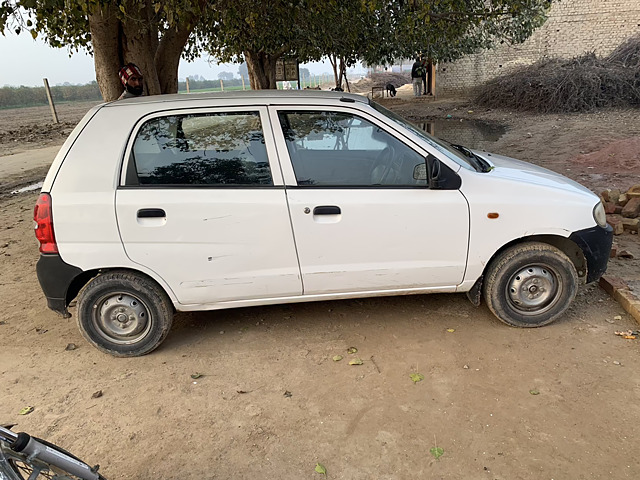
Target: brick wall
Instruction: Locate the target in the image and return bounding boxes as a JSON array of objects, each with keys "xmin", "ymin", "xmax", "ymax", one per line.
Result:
[{"xmin": 437, "ymin": 0, "xmax": 640, "ymax": 95}]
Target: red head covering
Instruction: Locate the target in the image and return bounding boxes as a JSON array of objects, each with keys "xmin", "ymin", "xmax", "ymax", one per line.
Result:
[{"xmin": 119, "ymin": 63, "xmax": 143, "ymax": 85}]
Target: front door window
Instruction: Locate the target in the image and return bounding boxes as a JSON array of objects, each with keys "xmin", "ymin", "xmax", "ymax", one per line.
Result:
[{"xmin": 278, "ymin": 111, "xmax": 427, "ymax": 187}]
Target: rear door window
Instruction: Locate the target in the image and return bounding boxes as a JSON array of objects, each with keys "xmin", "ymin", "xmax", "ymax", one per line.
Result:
[{"xmin": 129, "ymin": 112, "xmax": 272, "ymax": 186}]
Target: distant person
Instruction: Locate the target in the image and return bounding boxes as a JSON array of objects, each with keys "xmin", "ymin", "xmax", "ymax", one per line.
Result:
[
  {"xmin": 411, "ymin": 57, "xmax": 423, "ymax": 97},
  {"xmin": 118, "ymin": 63, "xmax": 144, "ymax": 100},
  {"xmin": 420, "ymin": 56, "xmax": 428, "ymax": 95},
  {"xmin": 421, "ymin": 56, "xmax": 434, "ymax": 96}
]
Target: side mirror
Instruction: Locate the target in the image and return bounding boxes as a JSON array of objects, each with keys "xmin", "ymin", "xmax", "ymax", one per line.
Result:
[
  {"xmin": 427, "ymin": 156, "xmax": 441, "ymax": 189},
  {"xmin": 413, "ymin": 163, "xmax": 427, "ymax": 181}
]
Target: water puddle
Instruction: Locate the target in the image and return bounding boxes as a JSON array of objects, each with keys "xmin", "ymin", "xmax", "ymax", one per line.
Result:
[
  {"xmin": 416, "ymin": 119, "xmax": 507, "ymax": 150},
  {"xmin": 11, "ymin": 181, "xmax": 43, "ymax": 195}
]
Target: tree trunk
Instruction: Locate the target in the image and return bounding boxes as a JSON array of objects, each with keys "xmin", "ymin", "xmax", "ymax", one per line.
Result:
[
  {"xmin": 329, "ymin": 54, "xmax": 339, "ymax": 88},
  {"xmin": 155, "ymin": 24, "xmax": 192, "ymax": 94},
  {"xmin": 121, "ymin": 1, "xmax": 161, "ymax": 96},
  {"xmin": 88, "ymin": 4, "xmax": 123, "ymax": 101},
  {"xmin": 87, "ymin": 0, "xmax": 196, "ymax": 100},
  {"xmin": 340, "ymin": 58, "xmax": 351, "ymax": 93},
  {"xmin": 245, "ymin": 51, "xmax": 278, "ymax": 89}
]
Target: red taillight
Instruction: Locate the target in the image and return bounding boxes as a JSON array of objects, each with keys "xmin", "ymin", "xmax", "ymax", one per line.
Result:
[{"xmin": 34, "ymin": 193, "xmax": 58, "ymax": 254}]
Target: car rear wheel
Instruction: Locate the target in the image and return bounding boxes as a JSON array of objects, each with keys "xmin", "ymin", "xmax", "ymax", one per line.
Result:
[
  {"xmin": 483, "ymin": 242, "xmax": 578, "ymax": 327},
  {"xmin": 76, "ymin": 271, "xmax": 173, "ymax": 356}
]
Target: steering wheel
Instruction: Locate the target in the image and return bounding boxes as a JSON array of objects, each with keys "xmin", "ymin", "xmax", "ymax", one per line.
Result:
[{"xmin": 370, "ymin": 146, "xmax": 394, "ymax": 184}]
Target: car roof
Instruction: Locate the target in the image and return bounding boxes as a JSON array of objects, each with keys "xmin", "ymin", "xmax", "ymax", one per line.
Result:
[{"xmin": 106, "ymin": 89, "xmax": 368, "ymax": 107}]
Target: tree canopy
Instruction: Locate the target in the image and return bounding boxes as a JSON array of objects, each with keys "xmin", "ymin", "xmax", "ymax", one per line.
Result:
[{"xmin": 1, "ymin": 0, "xmax": 553, "ymax": 99}]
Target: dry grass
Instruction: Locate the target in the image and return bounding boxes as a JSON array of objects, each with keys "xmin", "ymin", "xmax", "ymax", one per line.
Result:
[{"xmin": 475, "ymin": 35, "xmax": 640, "ymax": 113}]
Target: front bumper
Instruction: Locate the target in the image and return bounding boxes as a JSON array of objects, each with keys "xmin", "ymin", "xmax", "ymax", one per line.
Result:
[
  {"xmin": 36, "ymin": 254, "xmax": 83, "ymax": 317},
  {"xmin": 569, "ymin": 224, "xmax": 613, "ymax": 283}
]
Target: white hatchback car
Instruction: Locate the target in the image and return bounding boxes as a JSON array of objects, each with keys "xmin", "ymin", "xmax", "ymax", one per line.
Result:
[{"xmin": 34, "ymin": 91, "xmax": 612, "ymax": 356}]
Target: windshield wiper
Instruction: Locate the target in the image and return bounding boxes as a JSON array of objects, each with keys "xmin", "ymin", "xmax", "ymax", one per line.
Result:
[{"xmin": 451, "ymin": 144, "xmax": 491, "ymax": 172}]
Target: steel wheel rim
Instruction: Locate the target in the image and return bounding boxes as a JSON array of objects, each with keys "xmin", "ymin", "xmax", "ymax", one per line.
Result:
[
  {"xmin": 91, "ymin": 292, "xmax": 152, "ymax": 345},
  {"xmin": 506, "ymin": 264, "xmax": 561, "ymax": 316}
]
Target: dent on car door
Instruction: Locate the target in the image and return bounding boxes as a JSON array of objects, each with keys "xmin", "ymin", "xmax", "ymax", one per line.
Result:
[
  {"xmin": 115, "ymin": 107, "xmax": 302, "ymax": 305},
  {"xmin": 270, "ymin": 107, "xmax": 470, "ymax": 295}
]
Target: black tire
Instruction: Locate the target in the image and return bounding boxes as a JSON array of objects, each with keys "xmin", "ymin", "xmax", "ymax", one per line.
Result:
[
  {"xmin": 76, "ymin": 271, "xmax": 174, "ymax": 357},
  {"xmin": 483, "ymin": 242, "xmax": 578, "ymax": 327}
]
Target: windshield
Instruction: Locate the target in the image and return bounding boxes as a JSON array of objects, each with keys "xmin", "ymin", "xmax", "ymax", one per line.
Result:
[{"xmin": 370, "ymin": 100, "xmax": 477, "ymax": 171}]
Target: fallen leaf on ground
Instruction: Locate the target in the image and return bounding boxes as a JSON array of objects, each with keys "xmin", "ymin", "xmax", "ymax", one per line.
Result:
[
  {"xmin": 190, "ymin": 373, "xmax": 203, "ymax": 379},
  {"xmin": 446, "ymin": 328, "xmax": 455, "ymax": 333},
  {"xmin": 284, "ymin": 391, "xmax": 292, "ymax": 398},
  {"xmin": 92, "ymin": 390, "xmax": 103, "ymax": 399},
  {"xmin": 315, "ymin": 463, "xmax": 327, "ymax": 475},
  {"xmin": 430, "ymin": 446, "xmax": 444, "ymax": 459},
  {"xmin": 529, "ymin": 389, "xmax": 540, "ymax": 395},
  {"xmin": 19, "ymin": 406, "xmax": 34, "ymax": 415},
  {"xmin": 333, "ymin": 355, "xmax": 343, "ymax": 362},
  {"xmin": 349, "ymin": 358, "xmax": 363, "ymax": 365},
  {"xmin": 347, "ymin": 347, "xmax": 358, "ymax": 354},
  {"xmin": 410, "ymin": 373, "xmax": 425, "ymax": 383}
]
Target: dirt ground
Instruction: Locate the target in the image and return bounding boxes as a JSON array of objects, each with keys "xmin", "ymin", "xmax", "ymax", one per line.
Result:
[{"xmin": 1, "ymin": 95, "xmax": 640, "ymax": 480}]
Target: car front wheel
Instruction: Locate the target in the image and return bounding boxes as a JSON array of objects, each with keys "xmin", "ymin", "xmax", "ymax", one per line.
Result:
[
  {"xmin": 483, "ymin": 242, "xmax": 578, "ymax": 327},
  {"xmin": 76, "ymin": 271, "xmax": 174, "ymax": 356}
]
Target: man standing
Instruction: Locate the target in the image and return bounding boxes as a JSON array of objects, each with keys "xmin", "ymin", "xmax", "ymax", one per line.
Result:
[
  {"xmin": 411, "ymin": 57, "xmax": 423, "ymax": 97},
  {"xmin": 118, "ymin": 63, "xmax": 144, "ymax": 100}
]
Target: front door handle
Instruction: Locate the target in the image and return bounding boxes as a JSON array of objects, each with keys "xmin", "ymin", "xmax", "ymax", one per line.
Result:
[
  {"xmin": 313, "ymin": 206, "xmax": 341, "ymax": 215},
  {"xmin": 137, "ymin": 208, "xmax": 166, "ymax": 218}
]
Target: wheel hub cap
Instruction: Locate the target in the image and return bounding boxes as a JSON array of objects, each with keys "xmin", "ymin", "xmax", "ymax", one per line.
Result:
[
  {"xmin": 508, "ymin": 266, "xmax": 557, "ymax": 313},
  {"xmin": 95, "ymin": 293, "xmax": 151, "ymax": 344}
]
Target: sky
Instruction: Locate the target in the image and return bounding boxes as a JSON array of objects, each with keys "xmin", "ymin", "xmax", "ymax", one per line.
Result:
[{"xmin": 0, "ymin": 33, "xmax": 365, "ymax": 87}]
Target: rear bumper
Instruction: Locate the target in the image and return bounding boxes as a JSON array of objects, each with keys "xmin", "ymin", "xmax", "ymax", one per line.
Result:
[
  {"xmin": 569, "ymin": 224, "xmax": 613, "ymax": 283},
  {"xmin": 36, "ymin": 254, "xmax": 83, "ymax": 316}
]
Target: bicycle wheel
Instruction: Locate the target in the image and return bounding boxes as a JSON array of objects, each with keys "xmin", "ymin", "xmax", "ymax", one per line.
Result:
[{"xmin": 0, "ymin": 439, "xmax": 102, "ymax": 480}]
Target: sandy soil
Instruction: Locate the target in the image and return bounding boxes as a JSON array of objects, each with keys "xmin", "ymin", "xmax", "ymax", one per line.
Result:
[{"xmin": 1, "ymin": 97, "xmax": 640, "ymax": 480}]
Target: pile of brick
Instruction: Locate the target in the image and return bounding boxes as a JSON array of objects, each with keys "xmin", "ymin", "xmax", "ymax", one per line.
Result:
[{"xmin": 601, "ymin": 184, "xmax": 640, "ymax": 235}]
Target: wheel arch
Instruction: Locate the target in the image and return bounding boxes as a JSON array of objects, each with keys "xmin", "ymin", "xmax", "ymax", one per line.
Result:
[
  {"xmin": 67, "ymin": 267, "xmax": 177, "ymax": 313},
  {"xmin": 489, "ymin": 235, "xmax": 587, "ymax": 281},
  {"xmin": 466, "ymin": 234, "xmax": 587, "ymax": 307}
]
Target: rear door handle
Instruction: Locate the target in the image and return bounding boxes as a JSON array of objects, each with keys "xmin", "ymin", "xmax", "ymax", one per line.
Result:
[
  {"xmin": 137, "ymin": 208, "xmax": 166, "ymax": 218},
  {"xmin": 313, "ymin": 206, "xmax": 341, "ymax": 215}
]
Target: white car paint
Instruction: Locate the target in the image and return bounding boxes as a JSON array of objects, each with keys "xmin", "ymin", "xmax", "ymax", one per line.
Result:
[{"xmin": 41, "ymin": 91, "xmax": 604, "ymax": 312}]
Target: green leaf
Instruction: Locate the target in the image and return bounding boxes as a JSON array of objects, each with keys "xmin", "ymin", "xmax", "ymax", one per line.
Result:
[
  {"xmin": 19, "ymin": 406, "xmax": 34, "ymax": 415},
  {"xmin": 529, "ymin": 389, "xmax": 540, "ymax": 395},
  {"xmin": 191, "ymin": 373, "xmax": 203, "ymax": 379},
  {"xmin": 119, "ymin": 5, "xmax": 126, "ymax": 14},
  {"xmin": 430, "ymin": 446, "xmax": 444, "ymax": 459},
  {"xmin": 349, "ymin": 358, "xmax": 363, "ymax": 365},
  {"xmin": 410, "ymin": 373, "xmax": 424, "ymax": 383},
  {"xmin": 315, "ymin": 463, "xmax": 327, "ymax": 475},
  {"xmin": 347, "ymin": 347, "xmax": 357, "ymax": 354},
  {"xmin": 30, "ymin": 29, "xmax": 37, "ymax": 39},
  {"xmin": 333, "ymin": 355, "xmax": 343, "ymax": 362}
]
